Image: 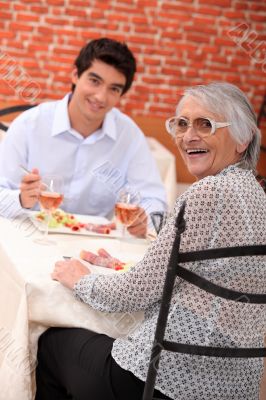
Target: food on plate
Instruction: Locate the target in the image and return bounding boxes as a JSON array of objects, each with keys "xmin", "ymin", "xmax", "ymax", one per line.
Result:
[
  {"xmin": 80, "ymin": 248, "xmax": 127, "ymax": 271},
  {"xmin": 35, "ymin": 210, "xmax": 116, "ymax": 233},
  {"xmin": 35, "ymin": 209, "xmax": 83, "ymax": 229},
  {"xmin": 85, "ymin": 222, "xmax": 116, "ymax": 234}
]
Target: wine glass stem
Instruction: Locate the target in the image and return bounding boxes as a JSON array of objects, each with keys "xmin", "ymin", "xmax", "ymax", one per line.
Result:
[
  {"xmin": 122, "ymin": 224, "xmax": 126, "ymax": 239},
  {"xmin": 43, "ymin": 210, "xmax": 51, "ymax": 240},
  {"xmin": 117, "ymin": 224, "xmax": 127, "ymax": 253}
]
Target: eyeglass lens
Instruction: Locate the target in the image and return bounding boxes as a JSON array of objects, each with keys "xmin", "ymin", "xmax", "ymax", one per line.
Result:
[{"xmin": 170, "ymin": 118, "xmax": 212, "ymax": 136}]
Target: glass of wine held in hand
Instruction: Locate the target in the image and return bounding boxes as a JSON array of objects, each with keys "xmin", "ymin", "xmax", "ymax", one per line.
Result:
[
  {"xmin": 35, "ymin": 175, "xmax": 64, "ymax": 245},
  {"xmin": 115, "ymin": 188, "xmax": 141, "ymax": 239}
]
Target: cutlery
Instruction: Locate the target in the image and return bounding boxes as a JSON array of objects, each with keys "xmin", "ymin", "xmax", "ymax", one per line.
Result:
[{"xmin": 19, "ymin": 165, "xmax": 49, "ymax": 189}]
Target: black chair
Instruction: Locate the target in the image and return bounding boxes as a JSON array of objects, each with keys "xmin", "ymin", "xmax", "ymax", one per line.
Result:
[
  {"xmin": 143, "ymin": 202, "xmax": 266, "ymax": 400},
  {"xmin": 257, "ymin": 93, "xmax": 266, "ymax": 156},
  {"xmin": 257, "ymin": 93, "xmax": 266, "ymax": 192},
  {"xmin": 0, "ymin": 104, "xmax": 37, "ymax": 132},
  {"xmin": 258, "ymin": 93, "xmax": 266, "ymax": 129},
  {"xmin": 150, "ymin": 212, "xmax": 168, "ymax": 235}
]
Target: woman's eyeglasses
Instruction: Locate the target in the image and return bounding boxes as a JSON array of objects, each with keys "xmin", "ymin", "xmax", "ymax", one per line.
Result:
[{"xmin": 165, "ymin": 116, "xmax": 231, "ymax": 138}]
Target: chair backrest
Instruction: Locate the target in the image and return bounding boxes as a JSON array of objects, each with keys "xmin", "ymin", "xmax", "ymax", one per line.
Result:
[
  {"xmin": 143, "ymin": 202, "xmax": 266, "ymax": 400},
  {"xmin": 258, "ymin": 93, "xmax": 266, "ymax": 128},
  {"xmin": 257, "ymin": 94, "xmax": 266, "ymax": 182},
  {"xmin": 0, "ymin": 104, "xmax": 38, "ymax": 132}
]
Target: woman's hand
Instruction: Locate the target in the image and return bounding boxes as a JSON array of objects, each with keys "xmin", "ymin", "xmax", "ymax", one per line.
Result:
[{"xmin": 52, "ymin": 259, "xmax": 91, "ymax": 290}]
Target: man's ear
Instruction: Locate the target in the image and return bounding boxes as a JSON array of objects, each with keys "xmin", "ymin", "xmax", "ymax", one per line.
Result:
[
  {"xmin": 236, "ymin": 142, "xmax": 249, "ymax": 154},
  {"xmin": 71, "ymin": 68, "xmax": 78, "ymax": 85}
]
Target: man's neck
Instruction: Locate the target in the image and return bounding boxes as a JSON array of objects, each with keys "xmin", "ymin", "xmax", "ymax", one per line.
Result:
[{"xmin": 68, "ymin": 100, "xmax": 104, "ymax": 138}]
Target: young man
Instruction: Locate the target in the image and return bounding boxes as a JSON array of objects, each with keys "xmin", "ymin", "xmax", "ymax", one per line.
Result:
[{"xmin": 0, "ymin": 38, "xmax": 167, "ymax": 237}]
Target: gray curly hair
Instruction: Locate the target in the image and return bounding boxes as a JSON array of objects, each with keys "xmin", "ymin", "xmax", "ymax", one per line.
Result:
[{"xmin": 176, "ymin": 82, "xmax": 261, "ymax": 173}]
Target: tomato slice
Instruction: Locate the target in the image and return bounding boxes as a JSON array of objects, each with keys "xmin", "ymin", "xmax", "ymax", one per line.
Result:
[
  {"xmin": 114, "ymin": 265, "xmax": 123, "ymax": 271},
  {"xmin": 71, "ymin": 225, "xmax": 80, "ymax": 231}
]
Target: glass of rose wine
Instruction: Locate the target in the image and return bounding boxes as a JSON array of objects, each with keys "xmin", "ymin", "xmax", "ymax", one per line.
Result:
[
  {"xmin": 115, "ymin": 189, "xmax": 141, "ymax": 240},
  {"xmin": 34, "ymin": 175, "xmax": 64, "ymax": 245}
]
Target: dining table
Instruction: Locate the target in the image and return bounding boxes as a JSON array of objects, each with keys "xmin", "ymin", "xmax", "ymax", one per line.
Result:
[
  {"xmin": 1, "ymin": 214, "xmax": 266, "ymax": 400},
  {"xmin": 0, "ymin": 213, "xmax": 150, "ymax": 400}
]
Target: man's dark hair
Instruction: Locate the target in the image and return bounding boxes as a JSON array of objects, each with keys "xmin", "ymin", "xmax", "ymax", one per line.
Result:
[{"xmin": 71, "ymin": 37, "xmax": 136, "ymax": 94}]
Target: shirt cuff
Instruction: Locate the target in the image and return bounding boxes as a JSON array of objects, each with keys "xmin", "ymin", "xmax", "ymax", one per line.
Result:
[
  {"xmin": 73, "ymin": 273, "xmax": 98, "ymax": 304},
  {"xmin": 0, "ymin": 188, "xmax": 26, "ymax": 219}
]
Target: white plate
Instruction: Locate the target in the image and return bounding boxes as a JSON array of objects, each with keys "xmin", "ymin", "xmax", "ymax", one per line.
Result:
[{"xmin": 30, "ymin": 212, "xmax": 122, "ymax": 238}]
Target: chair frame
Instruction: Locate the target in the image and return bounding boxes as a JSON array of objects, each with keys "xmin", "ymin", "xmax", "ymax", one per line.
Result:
[
  {"xmin": 143, "ymin": 202, "xmax": 266, "ymax": 400},
  {"xmin": 0, "ymin": 104, "xmax": 37, "ymax": 131},
  {"xmin": 258, "ymin": 93, "xmax": 266, "ymax": 155}
]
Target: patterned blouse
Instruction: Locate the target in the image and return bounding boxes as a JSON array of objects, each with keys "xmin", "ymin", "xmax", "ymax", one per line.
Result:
[{"xmin": 74, "ymin": 164, "xmax": 266, "ymax": 400}]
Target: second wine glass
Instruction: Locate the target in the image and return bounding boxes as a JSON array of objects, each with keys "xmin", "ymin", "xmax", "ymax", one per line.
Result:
[
  {"xmin": 114, "ymin": 189, "xmax": 141, "ymax": 239},
  {"xmin": 34, "ymin": 174, "xmax": 64, "ymax": 245}
]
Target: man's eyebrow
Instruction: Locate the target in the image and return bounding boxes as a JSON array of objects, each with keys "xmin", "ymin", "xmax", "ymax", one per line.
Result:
[
  {"xmin": 88, "ymin": 72, "xmax": 125, "ymax": 91},
  {"xmin": 88, "ymin": 72, "xmax": 103, "ymax": 81}
]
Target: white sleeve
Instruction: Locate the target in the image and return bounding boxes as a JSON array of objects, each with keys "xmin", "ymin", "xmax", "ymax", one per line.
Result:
[
  {"xmin": 0, "ymin": 188, "xmax": 25, "ymax": 218},
  {"xmin": 0, "ymin": 116, "xmax": 29, "ymax": 218}
]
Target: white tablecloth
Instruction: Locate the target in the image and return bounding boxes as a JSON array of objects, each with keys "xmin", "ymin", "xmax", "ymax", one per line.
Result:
[{"xmin": 0, "ymin": 215, "xmax": 149, "ymax": 400}]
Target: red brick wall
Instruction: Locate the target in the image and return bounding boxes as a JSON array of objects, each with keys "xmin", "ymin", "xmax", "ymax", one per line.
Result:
[{"xmin": 0, "ymin": 0, "xmax": 265, "ymax": 173}]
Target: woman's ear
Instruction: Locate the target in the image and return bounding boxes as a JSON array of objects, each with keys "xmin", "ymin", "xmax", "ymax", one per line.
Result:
[{"xmin": 236, "ymin": 142, "xmax": 249, "ymax": 154}]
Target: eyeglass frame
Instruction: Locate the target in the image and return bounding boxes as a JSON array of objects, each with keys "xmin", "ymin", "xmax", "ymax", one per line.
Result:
[{"xmin": 165, "ymin": 116, "xmax": 231, "ymax": 138}]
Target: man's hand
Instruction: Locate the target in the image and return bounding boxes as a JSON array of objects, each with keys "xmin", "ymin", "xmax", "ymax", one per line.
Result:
[
  {"xmin": 127, "ymin": 206, "xmax": 147, "ymax": 238},
  {"xmin": 52, "ymin": 259, "xmax": 91, "ymax": 290},
  {"xmin": 19, "ymin": 168, "xmax": 41, "ymax": 209}
]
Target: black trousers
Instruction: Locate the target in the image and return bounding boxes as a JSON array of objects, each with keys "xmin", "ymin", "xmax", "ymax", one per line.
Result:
[{"xmin": 35, "ymin": 327, "xmax": 171, "ymax": 400}]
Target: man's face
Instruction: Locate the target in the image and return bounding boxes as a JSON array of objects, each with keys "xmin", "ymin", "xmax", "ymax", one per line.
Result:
[{"xmin": 70, "ymin": 59, "xmax": 126, "ymax": 124}]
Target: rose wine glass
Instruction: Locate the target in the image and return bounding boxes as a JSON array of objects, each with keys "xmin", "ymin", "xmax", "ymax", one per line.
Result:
[
  {"xmin": 34, "ymin": 174, "xmax": 64, "ymax": 245},
  {"xmin": 115, "ymin": 188, "xmax": 141, "ymax": 239}
]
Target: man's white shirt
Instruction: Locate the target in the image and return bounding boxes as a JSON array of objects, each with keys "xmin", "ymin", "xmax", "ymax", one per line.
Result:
[{"xmin": 0, "ymin": 94, "xmax": 167, "ymax": 219}]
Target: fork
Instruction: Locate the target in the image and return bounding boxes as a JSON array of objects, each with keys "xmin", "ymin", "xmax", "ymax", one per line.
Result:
[{"xmin": 19, "ymin": 165, "xmax": 49, "ymax": 189}]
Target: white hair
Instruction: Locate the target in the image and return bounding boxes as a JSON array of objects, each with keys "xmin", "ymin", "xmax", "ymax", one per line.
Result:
[{"xmin": 176, "ymin": 82, "xmax": 261, "ymax": 173}]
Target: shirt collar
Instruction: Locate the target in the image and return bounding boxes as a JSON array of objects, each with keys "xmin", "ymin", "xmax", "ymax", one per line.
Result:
[
  {"xmin": 51, "ymin": 93, "xmax": 72, "ymax": 137},
  {"xmin": 101, "ymin": 109, "xmax": 117, "ymax": 141},
  {"xmin": 51, "ymin": 93, "xmax": 118, "ymax": 141}
]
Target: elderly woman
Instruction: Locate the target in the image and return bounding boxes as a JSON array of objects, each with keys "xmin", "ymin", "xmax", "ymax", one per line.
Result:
[{"xmin": 35, "ymin": 83, "xmax": 266, "ymax": 400}]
